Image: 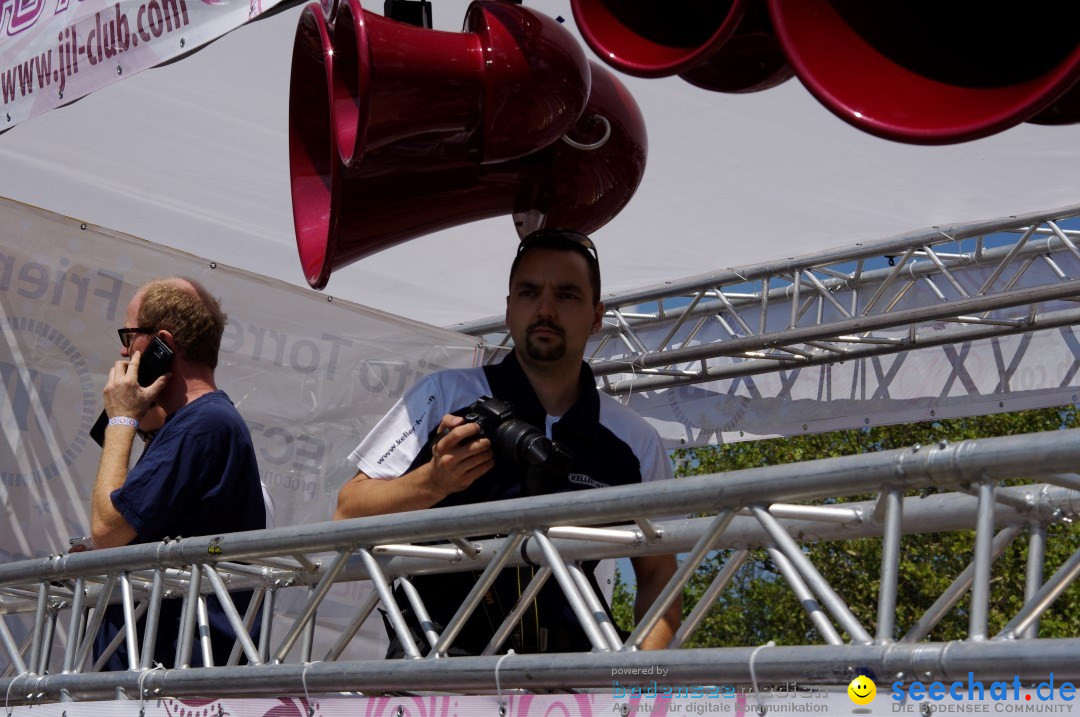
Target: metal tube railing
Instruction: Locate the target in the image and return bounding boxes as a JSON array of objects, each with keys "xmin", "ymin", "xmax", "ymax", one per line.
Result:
[
  {"xmin": 1023, "ymin": 523, "xmax": 1047, "ymax": 640},
  {"xmin": 875, "ymin": 489, "xmax": 903, "ymax": 643},
  {"xmin": 769, "ymin": 547, "xmax": 843, "ymax": 645},
  {"xmin": 752, "ymin": 507, "xmax": 872, "ymax": 644},
  {"xmin": 969, "ymin": 481, "xmax": 997, "ymax": 640},
  {"xmin": 901, "ymin": 525, "xmax": 1023, "ymax": 643},
  {"xmin": 0, "ymin": 429, "xmax": 1077, "ymax": 705},
  {"xmin": 8, "ymin": 639, "xmax": 1080, "ymax": 702},
  {"xmin": 139, "ymin": 569, "xmax": 164, "ymax": 670},
  {"xmin": 4, "ymin": 430, "xmax": 1080, "ymax": 588}
]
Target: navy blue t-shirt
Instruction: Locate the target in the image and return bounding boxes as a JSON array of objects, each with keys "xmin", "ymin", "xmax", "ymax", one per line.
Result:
[{"xmin": 96, "ymin": 390, "xmax": 265, "ymax": 669}]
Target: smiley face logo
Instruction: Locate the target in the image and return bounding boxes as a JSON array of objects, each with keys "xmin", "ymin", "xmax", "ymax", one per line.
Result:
[{"xmin": 848, "ymin": 675, "xmax": 876, "ymax": 705}]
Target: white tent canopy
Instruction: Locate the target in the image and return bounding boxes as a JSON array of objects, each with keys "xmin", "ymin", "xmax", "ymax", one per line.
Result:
[{"xmin": 3, "ymin": 0, "xmax": 1080, "ymax": 328}]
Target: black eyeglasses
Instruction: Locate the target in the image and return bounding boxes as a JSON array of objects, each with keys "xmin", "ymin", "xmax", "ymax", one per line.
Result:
[
  {"xmin": 517, "ymin": 229, "xmax": 599, "ymax": 262},
  {"xmin": 118, "ymin": 327, "xmax": 155, "ymax": 348}
]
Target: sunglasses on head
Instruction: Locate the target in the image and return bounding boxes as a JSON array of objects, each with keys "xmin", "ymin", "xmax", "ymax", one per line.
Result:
[
  {"xmin": 118, "ymin": 327, "xmax": 155, "ymax": 348},
  {"xmin": 517, "ymin": 229, "xmax": 598, "ymax": 262}
]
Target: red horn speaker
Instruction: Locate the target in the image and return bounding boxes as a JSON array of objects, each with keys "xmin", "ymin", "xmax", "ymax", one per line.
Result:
[
  {"xmin": 291, "ymin": 54, "xmax": 646, "ymax": 291},
  {"xmin": 330, "ymin": 0, "xmax": 591, "ymax": 168},
  {"xmin": 570, "ymin": 0, "xmax": 791, "ymax": 93},
  {"xmin": 768, "ymin": 0, "xmax": 1080, "ymax": 144},
  {"xmin": 289, "ymin": 2, "xmax": 339, "ymax": 289}
]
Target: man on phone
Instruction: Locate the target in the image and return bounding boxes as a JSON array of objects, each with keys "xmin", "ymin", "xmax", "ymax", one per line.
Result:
[{"xmin": 91, "ymin": 276, "xmax": 265, "ymax": 669}]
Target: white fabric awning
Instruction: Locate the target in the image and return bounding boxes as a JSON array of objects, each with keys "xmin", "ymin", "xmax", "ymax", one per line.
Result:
[{"xmin": 2, "ymin": 0, "xmax": 1079, "ymax": 328}]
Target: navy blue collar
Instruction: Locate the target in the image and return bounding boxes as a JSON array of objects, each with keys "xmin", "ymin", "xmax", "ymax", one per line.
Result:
[{"xmin": 483, "ymin": 351, "xmax": 600, "ymax": 438}]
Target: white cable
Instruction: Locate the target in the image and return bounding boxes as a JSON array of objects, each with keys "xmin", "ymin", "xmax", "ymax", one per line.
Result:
[
  {"xmin": 748, "ymin": 640, "xmax": 776, "ymax": 716},
  {"xmin": 4, "ymin": 672, "xmax": 29, "ymax": 717},
  {"xmin": 494, "ymin": 649, "xmax": 516, "ymax": 715},
  {"xmin": 137, "ymin": 663, "xmax": 165, "ymax": 717},
  {"xmin": 301, "ymin": 660, "xmax": 322, "ymax": 716}
]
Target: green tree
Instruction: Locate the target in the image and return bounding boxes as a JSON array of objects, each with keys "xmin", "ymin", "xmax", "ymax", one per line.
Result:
[{"xmin": 613, "ymin": 406, "xmax": 1080, "ymax": 646}]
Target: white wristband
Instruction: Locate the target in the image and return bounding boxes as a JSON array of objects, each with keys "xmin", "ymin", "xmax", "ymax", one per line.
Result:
[{"xmin": 107, "ymin": 416, "xmax": 139, "ymax": 429}]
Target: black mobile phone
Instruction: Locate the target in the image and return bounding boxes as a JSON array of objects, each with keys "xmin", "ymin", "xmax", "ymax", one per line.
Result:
[{"xmin": 89, "ymin": 337, "xmax": 175, "ymax": 447}]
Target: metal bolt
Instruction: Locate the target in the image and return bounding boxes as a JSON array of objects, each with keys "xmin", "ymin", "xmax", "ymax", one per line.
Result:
[
  {"xmin": 209, "ymin": 261, "xmax": 217, "ymax": 269},
  {"xmin": 499, "ymin": 705, "xmax": 507, "ymax": 717},
  {"xmin": 180, "ymin": 37, "xmax": 185, "ymax": 48},
  {"xmin": 58, "ymin": 90, "xmax": 63, "ymax": 99},
  {"xmin": 117, "ymin": 66, "xmax": 123, "ymax": 75},
  {"xmin": 396, "ymin": 706, "xmax": 404, "ymax": 717},
  {"xmin": 929, "ymin": 410, "xmax": 935, "ymax": 417},
  {"xmin": 80, "ymin": 223, "xmax": 87, "ymax": 230}
]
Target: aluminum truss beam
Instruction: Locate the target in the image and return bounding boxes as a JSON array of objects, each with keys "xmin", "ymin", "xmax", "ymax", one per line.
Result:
[
  {"xmin": 0, "ymin": 429, "xmax": 1077, "ymax": 704},
  {"xmin": 458, "ymin": 205, "xmax": 1080, "ymax": 395}
]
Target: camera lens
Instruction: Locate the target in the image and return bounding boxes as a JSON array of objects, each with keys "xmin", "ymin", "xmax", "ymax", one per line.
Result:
[
  {"xmin": 490, "ymin": 419, "xmax": 552, "ymax": 466},
  {"xmin": 519, "ymin": 434, "xmax": 552, "ymax": 467}
]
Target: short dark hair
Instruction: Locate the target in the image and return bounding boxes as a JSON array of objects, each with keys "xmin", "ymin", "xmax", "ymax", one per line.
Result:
[
  {"xmin": 509, "ymin": 229, "xmax": 601, "ymax": 304},
  {"xmin": 138, "ymin": 277, "xmax": 226, "ymax": 369}
]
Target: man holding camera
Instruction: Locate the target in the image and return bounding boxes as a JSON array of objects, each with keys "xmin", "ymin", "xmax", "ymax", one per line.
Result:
[
  {"xmin": 91, "ymin": 276, "xmax": 266, "ymax": 668},
  {"xmin": 335, "ymin": 230, "xmax": 679, "ymax": 654}
]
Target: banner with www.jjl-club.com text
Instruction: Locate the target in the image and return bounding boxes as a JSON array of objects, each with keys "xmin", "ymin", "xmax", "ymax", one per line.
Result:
[{"xmin": 0, "ymin": 0, "xmax": 286, "ymax": 128}]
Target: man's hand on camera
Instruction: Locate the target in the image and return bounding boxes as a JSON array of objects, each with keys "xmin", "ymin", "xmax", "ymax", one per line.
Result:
[
  {"xmin": 428, "ymin": 414, "xmax": 495, "ymax": 494},
  {"xmin": 103, "ymin": 349, "xmax": 171, "ymax": 421},
  {"xmin": 335, "ymin": 414, "xmax": 498, "ymax": 519}
]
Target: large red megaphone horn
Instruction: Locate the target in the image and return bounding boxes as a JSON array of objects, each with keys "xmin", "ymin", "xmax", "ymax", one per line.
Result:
[
  {"xmin": 768, "ymin": 1, "xmax": 1080, "ymax": 144},
  {"xmin": 570, "ymin": 0, "xmax": 792, "ymax": 93},
  {"xmin": 291, "ymin": 48, "xmax": 646, "ymax": 291},
  {"xmin": 328, "ymin": 0, "xmax": 590, "ymax": 168}
]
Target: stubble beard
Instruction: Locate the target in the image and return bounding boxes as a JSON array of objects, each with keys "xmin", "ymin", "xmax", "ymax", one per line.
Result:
[
  {"xmin": 523, "ymin": 320, "xmax": 566, "ymax": 362},
  {"xmin": 524, "ymin": 336, "xmax": 566, "ymax": 362}
]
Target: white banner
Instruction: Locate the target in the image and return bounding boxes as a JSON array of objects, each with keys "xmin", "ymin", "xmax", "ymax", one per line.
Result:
[
  {"xmin": 0, "ymin": 197, "xmax": 478, "ymax": 658},
  {"xmin": 0, "ymin": 0, "xmax": 285, "ymax": 127},
  {"xmin": 630, "ymin": 327, "xmax": 1080, "ymax": 447},
  {"xmin": 5, "ymin": 682, "xmax": 1079, "ymax": 717}
]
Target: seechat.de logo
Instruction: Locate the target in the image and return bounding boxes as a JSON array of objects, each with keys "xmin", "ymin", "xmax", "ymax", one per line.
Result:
[{"xmin": 848, "ymin": 676, "xmax": 877, "ymax": 706}]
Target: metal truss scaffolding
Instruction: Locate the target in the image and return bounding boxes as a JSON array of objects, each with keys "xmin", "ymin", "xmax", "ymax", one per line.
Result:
[
  {"xmin": 0, "ymin": 429, "xmax": 1078, "ymax": 704},
  {"xmin": 459, "ymin": 205, "xmax": 1080, "ymax": 395}
]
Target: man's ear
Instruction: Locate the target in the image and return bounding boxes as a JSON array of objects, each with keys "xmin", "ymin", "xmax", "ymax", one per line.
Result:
[
  {"xmin": 157, "ymin": 329, "xmax": 177, "ymax": 352},
  {"xmin": 592, "ymin": 301, "xmax": 605, "ymax": 333}
]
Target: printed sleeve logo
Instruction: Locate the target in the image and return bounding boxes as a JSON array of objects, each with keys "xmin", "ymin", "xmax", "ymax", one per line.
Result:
[{"xmin": 569, "ymin": 473, "xmax": 609, "ymax": 489}]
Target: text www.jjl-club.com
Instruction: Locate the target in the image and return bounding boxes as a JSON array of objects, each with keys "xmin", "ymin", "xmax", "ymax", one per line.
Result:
[{"xmin": 2, "ymin": 0, "xmax": 189, "ymax": 107}]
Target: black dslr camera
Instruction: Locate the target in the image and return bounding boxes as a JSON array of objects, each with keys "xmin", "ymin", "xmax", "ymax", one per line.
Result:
[{"xmin": 453, "ymin": 396, "xmax": 573, "ymax": 493}]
